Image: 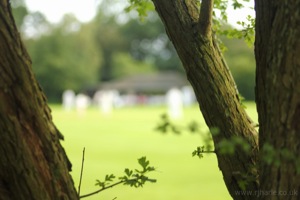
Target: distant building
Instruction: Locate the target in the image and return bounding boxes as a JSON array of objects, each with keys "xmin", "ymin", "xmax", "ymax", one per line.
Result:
[
  {"xmin": 85, "ymin": 71, "xmax": 196, "ymax": 106},
  {"xmin": 98, "ymin": 71, "xmax": 189, "ymax": 94}
]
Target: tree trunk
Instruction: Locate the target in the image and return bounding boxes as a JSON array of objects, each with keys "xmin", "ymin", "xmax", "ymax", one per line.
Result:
[
  {"xmin": 255, "ymin": 1, "xmax": 300, "ymax": 199},
  {"xmin": 0, "ymin": 1, "xmax": 78, "ymax": 199},
  {"xmin": 152, "ymin": 0, "xmax": 258, "ymax": 199}
]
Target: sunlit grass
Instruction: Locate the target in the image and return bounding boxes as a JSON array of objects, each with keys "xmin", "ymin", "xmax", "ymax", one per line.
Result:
[{"xmin": 51, "ymin": 102, "xmax": 257, "ymax": 200}]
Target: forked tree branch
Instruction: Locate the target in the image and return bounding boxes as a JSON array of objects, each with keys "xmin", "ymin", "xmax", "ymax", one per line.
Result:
[
  {"xmin": 151, "ymin": 1, "xmax": 259, "ymax": 199},
  {"xmin": 199, "ymin": 0, "xmax": 213, "ymax": 37}
]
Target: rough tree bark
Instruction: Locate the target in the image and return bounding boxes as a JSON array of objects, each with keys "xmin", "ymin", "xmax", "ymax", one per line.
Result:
[
  {"xmin": 0, "ymin": 1, "xmax": 78, "ymax": 199},
  {"xmin": 255, "ymin": 0, "xmax": 300, "ymax": 199},
  {"xmin": 151, "ymin": 1, "xmax": 258, "ymax": 199},
  {"xmin": 153, "ymin": 0, "xmax": 300, "ymax": 199}
]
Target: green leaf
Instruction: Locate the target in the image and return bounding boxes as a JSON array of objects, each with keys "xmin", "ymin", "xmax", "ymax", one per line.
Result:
[
  {"xmin": 138, "ymin": 156, "xmax": 149, "ymax": 169},
  {"xmin": 280, "ymin": 149, "xmax": 295, "ymax": 161},
  {"xmin": 232, "ymin": 1, "xmax": 243, "ymax": 9},
  {"xmin": 171, "ymin": 125, "xmax": 181, "ymax": 134},
  {"xmin": 261, "ymin": 143, "xmax": 278, "ymax": 165},
  {"xmin": 95, "ymin": 179, "xmax": 105, "ymax": 188},
  {"xmin": 126, "ymin": 0, "xmax": 154, "ymax": 20},
  {"xmin": 105, "ymin": 174, "xmax": 115, "ymax": 182},
  {"xmin": 210, "ymin": 127, "xmax": 220, "ymax": 136},
  {"xmin": 125, "ymin": 168, "xmax": 133, "ymax": 177},
  {"xmin": 192, "ymin": 146, "xmax": 205, "ymax": 159},
  {"xmin": 95, "ymin": 179, "xmax": 101, "ymax": 186},
  {"xmin": 147, "ymin": 178, "xmax": 157, "ymax": 183},
  {"xmin": 238, "ymin": 180, "xmax": 248, "ymax": 191},
  {"xmin": 217, "ymin": 139, "xmax": 235, "ymax": 155},
  {"xmin": 146, "ymin": 166, "xmax": 155, "ymax": 172},
  {"xmin": 188, "ymin": 121, "xmax": 200, "ymax": 133}
]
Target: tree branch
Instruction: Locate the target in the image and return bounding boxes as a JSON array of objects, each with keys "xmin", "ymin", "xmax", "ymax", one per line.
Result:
[
  {"xmin": 199, "ymin": 0, "xmax": 213, "ymax": 37},
  {"xmin": 79, "ymin": 177, "xmax": 156, "ymax": 199},
  {"xmin": 77, "ymin": 147, "xmax": 85, "ymax": 197},
  {"xmin": 79, "ymin": 180, "xmax": 125, "ymax": 199},
  {"xmin": 151, "ymin": 1, "xmax": 259, "ymax": 198}
]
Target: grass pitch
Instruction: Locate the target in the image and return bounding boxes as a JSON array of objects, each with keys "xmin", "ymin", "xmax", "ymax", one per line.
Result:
[{"xmin": 51, "ymin": 102, "xmax": 257, "ymax": 200}]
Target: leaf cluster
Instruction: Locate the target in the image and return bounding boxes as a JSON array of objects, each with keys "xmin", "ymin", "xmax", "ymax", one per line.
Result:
[
  {"xmin": 125, "ymin": 0, "xmax": 154, "ymax": 20},
  {"xmin": 126, "ymin": 0, "xmax": 255, "ymax": 46},
  {"xmin": 120, "ymin": 157, "xmax": 157, "ymax": 187},
  {"xmin": 223, "ymin": 15, "xmax": 255, "ymax": 46},
  {"xmin": 155, "ymin": 114, "xmax": 182, "ymax": 134},
  {"xmin": 95, "ymin": 174, "xmax": 116, "ymax": 189},
  {"xmin": 212, "ymin": 0, "xmax": 255, "ymax": 47},
  {"xmin": 81, "ymin": 157, "xmax": 156, "ymax": 198},
  {"xmin": 232, "ymin": 164, "xmax": 258, "ymax": 191},
  {"xmin": 155, "ymin": 114, "xmax": 218, "ymax": 159},
  {"xmin": 216, "ymin": 136, "xmax": 251, "ymax": 155},
  {"xmin": 95, "ymin": 157, "xmax": 156, "ymax": 191},
  {"xmin": 192, "ymin": 146, "xmax": 215, "ymax": 159},
  {"xmin": 261, "ymin": 143, "xmax": 300, "ymax": 174},
  {"xmin": 155, "ymin": 113, "xmax": 209, "ymax": 135}
]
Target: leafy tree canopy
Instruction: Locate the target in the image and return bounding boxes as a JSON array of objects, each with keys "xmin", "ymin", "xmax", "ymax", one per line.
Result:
[{"xmin": 12, "ymin": 0, "xmax": 256, "ymax": 101}]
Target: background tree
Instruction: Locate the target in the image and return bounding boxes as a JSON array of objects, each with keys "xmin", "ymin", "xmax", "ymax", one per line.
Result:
[
  {"xmin": 10, "ymin": 0, "xmax": 28, "ymax": 29},
  {"xmin": 119, "ymin": 13, "xmax": 184, "ymax": 72},
  {"xmin": 92, "ymin": 12, "xmax": 125, "ymax": 82},
  {"xmin": 13, "ymin": 0, "xmax": 255, "ymax": 102},
  {"xmin": 223, "ymin": 37, "xmax": 255, "ymax": 100},
  {"xmin": 25, "ymin": 14, "xmax": 102, "ymax": 101}
]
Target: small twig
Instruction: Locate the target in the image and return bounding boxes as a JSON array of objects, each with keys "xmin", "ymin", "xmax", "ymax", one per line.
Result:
[
  {"xmin": 201, "ymin": 150, "xmax": 215, "ymax": 154},
  {"xmin": 78, "ymin": 147, "xmax": 85, "ymax": 197},
  {"xmin": 79, "ymin": 177, "xmax": 156, "ymax": 199},
  {"xmin": 80, "ymin": 180, "xmax": 125, "ymax": 199},
  {"xmin": 193, "ymin": 147, "xmax": 215, "ymax": 158}
]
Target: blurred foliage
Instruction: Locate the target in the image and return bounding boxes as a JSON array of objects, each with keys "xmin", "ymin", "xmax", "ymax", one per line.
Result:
[
  {"xmin": 212, "ymin": 0, "xmax": 256, "ymax": 100},
  {"xmin": 155, "ymin": 113, "xmax": 215, "ymax": 156},
  {"xmin": 125, "ymin": 0, "xmax": 154, "ymax": 20},
  {"xmin": 92, "ymin": 10, "xmax": 126, "ymax": 81},
  {"xmin": 12, "ymin": 0, "xmax": 255, "ymax": 101},
  {"xmin": 261, "ymin": 143, "xmax": 300, "ymax": 174},
  {"xmin": 112, "ymin": 52, "xmax": 154, "ymax": 78},
  {"xmin": 222, "ymin": 36, "xmax": 255, "ymax": 100},
  {"xmin": 25, "ymin": 15, "xmax": 102, "ymax": 101},
  {"xmin": 120, "ymin": 13, "xmax": 183, "ymax": 72},
  {"xmin": 11, "ymin": 5, "xmax": 28, "ymax": 29},
  {"xmin": 80, "ymin": 157, "xmax": 156, "ymax": 198}
]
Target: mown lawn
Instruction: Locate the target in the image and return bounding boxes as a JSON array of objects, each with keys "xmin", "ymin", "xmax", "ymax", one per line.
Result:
[{"xmin": 51, "ymin": 102, "xmax": 257, "ymax": 200}]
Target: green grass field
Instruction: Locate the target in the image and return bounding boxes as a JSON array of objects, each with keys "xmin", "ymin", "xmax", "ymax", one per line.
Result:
[{"xmin": 51, "ymin": 102, "xmax": 257, "ymax": 200}]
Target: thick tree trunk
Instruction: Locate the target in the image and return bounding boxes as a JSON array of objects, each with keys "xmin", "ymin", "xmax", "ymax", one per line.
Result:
[
  {"xmin": 255, "ymin": 1, "xmax": 300, "ymax": 199},
  {"xmin": 152, "ymin": 0, "xmax": 258, "ymax": 199},
  {"xmin": 0, "ymin": 1, "xmax": 78, "ymax": 199}
]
